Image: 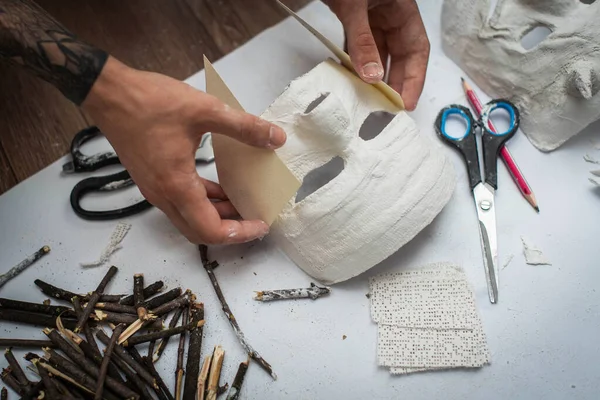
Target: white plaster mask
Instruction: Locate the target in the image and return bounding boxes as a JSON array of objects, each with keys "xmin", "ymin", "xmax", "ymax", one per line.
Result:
[
  {"xmin": 441, "ymin": 0, "xmax": 600, "ymax": 151},
  {"xmin": 260, "ymin": 59, "xmax": 456, "ymax": 285}
]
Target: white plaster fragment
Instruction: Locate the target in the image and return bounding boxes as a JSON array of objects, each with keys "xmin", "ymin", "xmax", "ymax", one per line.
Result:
[
  {"xmin": 589, "ymin": 178, "xmax": 600, "ymax": 187},
  {"xmin": 261, "ymin": 60, "xmax": 456, "ymax": 285},
  {"xmin": 441, "ymin": 0, "xmax": 600, "ymax": 151},
  {"xmin": 501, "ymin": 254, "xmax": 514, "ymax": 270},
  {"xmin": 81, "ymin": 222, "xmax": 131, "ymax": 268},
  {"xmin": 521, "ymin": 236, "xmax": 551, "ymax": 266},
  {"xmin": 584, "ymin": 154, "xmax": 600, "ymax": 164}
]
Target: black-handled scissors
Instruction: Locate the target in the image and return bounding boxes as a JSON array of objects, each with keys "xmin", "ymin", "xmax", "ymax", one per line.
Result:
[
  {"xmin": 62, "ymin": 126, "xmax": 214, "ymax": 221},
  {"xmin": 434, "ymin": 99, "xmax": 520, "ymax": 304}
]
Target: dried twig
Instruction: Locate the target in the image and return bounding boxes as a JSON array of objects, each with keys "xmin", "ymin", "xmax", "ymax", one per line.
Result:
[
  {"xmin": 225, "ymin": 359, "xmax": 249, "ymax": 400},
  {"xmin": 197, "ymin": 355, "xmax": 212, "ymax": 400},
  {"xmin": 133, "ymin": 274, "xmax": 149, "ymax": 321},
  {"xmin": 96, "ymin": 330, "xmax": 158, "ymax": 390},
  {"xmin": 75, "ymin": 336, "xmax": 125, "ymax": 385},
  {"xmin": 199, "ymin": 245, "xmax": 276, "ymax": 379},
  {"xmin": 1, "ymin": 368, "xmax": 22, "ymax": 394},
  {"xmin": 0, "ymin": 246, "xmax": 50, "ymax": 288},
  {"xmin": 0, "ymin": 309, "xmax": 77, "ymax": 329},
  {"xmin": 175, "ymin": 306, "xmax": 189, "ymax": 400},
  {"xmin": 93, "ymin": 310, "xmax": 162, "ymax": 328},
  {"xmin": 119, "ymin": 280, "xmax": 164, "ymax": 306},
  {"xmin": 94, "ymin": 302, "xmax": 137, "ymax": 314},
  {"xmin": 0, "ymin": 298, "xmax": 70, "ymax": 316},
  {"xmin": 124, "ymin": 319, "xmax": 203, "ymax": 347},
  {"xmin": 143, "ymin": 356, "xmax": 173, "ymax": 400},
  {"xmin": 99, "ymin": 348, "xmax": 153, "ymax": 400},
  {"xmin": 0, "ymin": 339, "xmax": 55, "ymax": 348},
  {"xmin": 183, "ymin": 303, "xmax": 204, "ymax": 400},
  {"xmin": 153, "ymin": 307, "xmax": 183, "ymax": 362},
  {"xmin": 4, "ymin": 348, "xmax": 30, "ymax": 387},
  {"xmin": 0, "ymin": 387, "xmax": 6, "ymax": 400},
  {"xmin": 72, "ymin": 297, "xmax": 99, "ymax": 353},
  {"xmin": 95, "ymin": 324, "xmax": 124, "ymax": 400},
  {"xmin": 206, "ymin": 346, "xmax": 225, "ymax": 400},
  {"xmin": 142, "ymin": 288, "xmax": 182, "ymax": 311},
  {"xmin": 253, "ymin": 282, "xmax": 331, "ymax": 302},
  {"xmin": 34, "ymin": 280, "xmax": 121, "ymax": 303},
  {"xmin": 75, "ymin": 266, "xmax": 119, "ymax": 333},
  {"xmin": 36, "ymin": 356, "xmax": 60, "ymax": 400}
]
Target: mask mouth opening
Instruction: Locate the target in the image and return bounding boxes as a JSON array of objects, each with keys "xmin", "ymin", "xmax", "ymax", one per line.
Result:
[
  {"xmin": 294, "ymin": 156, "xmax": 344, "ymax": 203},
  {"xmin": 520, "ymin": 25, "xmax": 553, "ymax": 51},
  {"xmin": 359, "ymin": 111, "xmax": 396, "ymax": 141},
  {"xmin": 304, "ymin": 92, "xmax": 330, "ymax": 113}
]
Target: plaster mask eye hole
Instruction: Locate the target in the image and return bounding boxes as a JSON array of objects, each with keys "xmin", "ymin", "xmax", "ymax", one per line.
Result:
[
  {"xmin": 294, "ymin": 156, "xmax": 344, "ymax": 203},
  {"xmin": 520, "ymin": 25, "xmax": 552, "ymax": 51},
  {"xmin": 359, "ymin": 111, "xmax": 396, "ymax": 141},
  {"xmin": 304, "ymin": 92, "xmax": 330, "ymax": 113}
]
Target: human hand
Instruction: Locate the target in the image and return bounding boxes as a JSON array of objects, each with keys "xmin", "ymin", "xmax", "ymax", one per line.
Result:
[
  {"xmin": 82, "ymin": 57, "xmax": 287, "ymax": 244},
  {"xmin": 324, "ymin": 0, "xmax": 430, "ymax": 110}
]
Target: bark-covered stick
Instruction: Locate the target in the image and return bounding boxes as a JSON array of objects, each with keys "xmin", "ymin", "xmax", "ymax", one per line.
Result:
[
  {"xmin": 123, "ymin": 319, "xmax": 204, "ymax": 347},
  {"xmin": 50, "ymin": 377, "xmax": 80, "ymax": 400},
  {"xmin": 43, "ymin": 329, "xmax": 138, "ymax": 399},
  {"xmin": 0, "ymin": 309, "xmax": 77, "ymax": 329},
  {"xmin": 96, "ymin": 330, "xmax": 158, "ymax": 390},
  {"xmin": 253, "ymin": 282, "xmax": 331, "ymax": 302},
  {"xmin": 119, "ymin": 281, "xmax": 164, "ymax": 306},
  {"xmin": 200, "ymin": 245, "xmax": 276, "ymax": 380},
  {"xmin": 93, "ymin": 310, "xmax": 162, "ymax": 328},
  {"xmin": 75, "ymin": 266, "xmax": 119, "ymax": 332},
  {"xmin": 36, "ymin": 359, "xmax": 98, "ymax": 398},
  {"xmin": 175, "ymin": 306, "xmax": 189, "ymax": 400},
  {"xmin": 225, "ymin": 359, "xmax": 249, "ymax": 400},
  {"xmin": 0, "ymin": 246, "xmax": 50, "ymax": 288},
  {"xmin": 4, "ymin": 348, "xmax": 30, "ymax": 387},
  {"xmin": 76, "ymin": 337, "xmax": 125, "ymax": 385},
  {"xmin": 197, "ymin": 355, "xmax": 212, "ymax": 400},
  {"xmin": 0, "ymin": 339, "xmax": 55, "ymax": 348},
  {"xmin": 143, "ymin": 356, "xmax": 173, "ymax": 400},
  {"xmin": 95, "ymin": 324, "xmax": 124, "ymax": 400},
  {"xmin": 34, "ymin": 280, "xmax": 121, "ymax": 303},
  {"xmin": 183, "ymin": 303, "xmax": 204, "ymax": 400},
  {"xmin": 72, "ymin": 297, "xmax": 99, "ymax": 354},
  {"xmin": 153, "ymin": 307, "xmax": 183, "ymax": 362},
  {"xmin": 94, "ymin": 302, "xmax": 137, "ymax": 314},
  {"xmin": 0, "ymin": 387, "xmax": 6, "ymax": 400},
  {"xmin": 141, "ymin": 288, "xmax": 182, "ymax": 311},
  {"xmin": 0, "ymin": 298, "xmax": 70, "ymax": 316},
  {"xmin": 205, "ymin": 346, "xmax": 225, "ymax": 400},
  {"xmin": 36, "ymin": 358, "xmax": 60, "ymax": 400},
  {"xmin": 1, "ymin": 368, "xmax": 22, "ymax": 394},
  {"xmin": 133, "ymin": 274, "xmax": 149, "ymax": 321}
]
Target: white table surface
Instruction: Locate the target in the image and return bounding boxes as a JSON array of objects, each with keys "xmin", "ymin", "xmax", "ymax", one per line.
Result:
[{"xmin": 1, "ymin": 1, "xmax": 599, "ymax": 399}]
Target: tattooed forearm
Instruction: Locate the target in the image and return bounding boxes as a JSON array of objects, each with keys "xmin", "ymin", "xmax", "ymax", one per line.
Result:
[{"xmin": 0, "ymin": 0, "xmax": 108, "ymax": 104}]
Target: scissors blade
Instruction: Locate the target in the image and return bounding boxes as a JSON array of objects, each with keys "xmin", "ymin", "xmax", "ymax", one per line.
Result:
[{"xmin": 473, "ymin": 183, "xmax": 499, "ymax": 304}]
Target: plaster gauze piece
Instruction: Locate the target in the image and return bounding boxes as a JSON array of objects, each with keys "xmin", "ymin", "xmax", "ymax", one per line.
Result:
[
  {"xmin": 80, "ymin": 222, "xmax": 131, "ymax": 268},
  {"xmin": 521, "ymin": 236, "xmax": 551, "ymax": 265},
  {"xmin": 261, "ymin": 60, "xmax": 456, "ymax": 285},
  {"xmin": 441, "ymin": 0, "xmax": 600, "ymax": 151},
  {"xmin": 369, "ymin": 263, "xmax": 489, "ymax": 374},
  {"xmin": 204, "ymin": 56, "xmax": 301, "ymax": 225}
]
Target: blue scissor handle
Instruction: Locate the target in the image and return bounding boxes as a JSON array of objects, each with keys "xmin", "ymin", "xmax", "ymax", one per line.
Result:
[
  {"xmin": 480, "ymin": 100, "xmax": 519, "ymax": 137},
  {"xmin": 434, "ymin": 104, "xmax": 482, "ymax": 189}
]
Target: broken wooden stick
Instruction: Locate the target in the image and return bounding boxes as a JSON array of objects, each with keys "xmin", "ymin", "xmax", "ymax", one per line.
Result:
[
  {"xmin": 197, "ymin": 355, "xmax": 212, "ymax": 400},
  {"xmin": 94, "ymin": 324, "xmax": 124, "ymax": 400},
  {"xmin": 36, "ymin": 358, "xmax": 60, "ymax": 400},
  {"xmin": 0, "ymin": 339, "xmax": 55, "ymax": 348},
  {"xmin": 94, "ymin": 302, "xmax": 137, "ymax": 314},
  {"xmin": 4, "ymin": 348, "xmax": 31, "ymax": 388},
  {"xmin": 142, "ymin": 355, "xmax": 174, "ymax": 400},
  {"xmin": 253, "ymin": 282, "xmax": 331, "ymax": 302},
  {"xmin": 199, "ymin": 245, "xmax": 277, "ymax": 380},
  {"xmin": 182, "ymin": 303, "xmax": 204, "ymax": 400},
  {"xmin": 1, "ymin": 387, "xmax": 6, "ymax": 400},
  {"xmin": 0, "ymin": 309, "xmax": 77, "ymax": 329},
  {"xmin": 119, "ymin": 280, "xmax": 164, "ymax": 306},
  {"xmin": 175, "ymin": 306, "xmax": 189, "ymax": 400},
  {"xmin": 206, "ymin": 346, "xmax": 225, "ymax": 400},
  {"xmin": 0, "ymin": 298, "xmax": 70, "ymax": 316},
  {"xmin": 75, "ymin": 266, "xmax": 118, "ymax": 333},
  {"xmin": 122, "ymin": 319, "xmax": 204, "ymax": 347},
  {"xmin": 133, "ymin": 274, "xmax": 150, "ymax": 321},
  {"xmin": 0, "ymin": 246, "xmax": 50, "ymax": 289},
  {"xmin": 153, "ymin": 306, "xmax": 183, "ymax": 362},
  {"xmin": 225, "ymin": 359, "xmax": 249, "ymax": 400},
  {"xmin": 34, "ymin": 280, "xmax": 121, "ymax": 303},
  {"xmin": 72, "ymin": 297, "xmax": 100, "ymax": 354}
]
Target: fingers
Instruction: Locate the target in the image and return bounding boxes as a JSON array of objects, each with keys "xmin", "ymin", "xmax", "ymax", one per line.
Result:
[
  {"xmin": 195, "ymin": 96, "xmax": 287, "ymax": 150},
  {"xmin": 372, "ymin": 27, "xmax": 388, "ymax": 79},
  {"xmin": 329, "ymin": 0, "xmax": 384, "ymax": 84}
]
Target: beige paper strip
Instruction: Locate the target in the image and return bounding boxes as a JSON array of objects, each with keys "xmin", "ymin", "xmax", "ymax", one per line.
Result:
[
  {"xmin": 204, "ymin": 56, "xmax": 301, "ymax": 225},
  {"xmin": 276, "ymin": 0, "xmax": 405, "ymax": 110}
]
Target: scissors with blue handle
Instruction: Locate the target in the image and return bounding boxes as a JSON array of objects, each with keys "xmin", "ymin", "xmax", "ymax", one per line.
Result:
[
  {"xmin": 434, "ymin": 99, "xmax": 520, "ymax": 304},
  {"xmin": 62, "ymin": 126, "xmax": 214, "ymax": 221}
]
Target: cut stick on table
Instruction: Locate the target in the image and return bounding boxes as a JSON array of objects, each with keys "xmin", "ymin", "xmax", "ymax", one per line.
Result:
[
  {"xmin": 153, "ymin": 306, "xmax": 184, "ymax": 362},
  {"xmin": 0, "ymin": 308, "xmax": 77, "ymax": 329},
  {"xmin": 183, "ymin": 303, "xmax": 204, "ymax": 400},
  {"xmin": 175, "ymin": 306, "xmax": 189, "ymax": 400},
  {"xmin": 143, "ymin": 355, "xmax": 174, "ymax": 400},
  {"xmin": 133, "ymin": 274, "xmax": 149, "ymax": 321},
  {"xmin": 75, "ymin": 266, "xmax": 119, "ymax": 333},
  {"xmin": 36, "ymin": 358, "xmax": 60, "ymax": 400},
  {"xmin": 199, "ymin": 245, "xmax": 277, "ymax": 380},
  {"xmin": 119, "ymin": 280, "xmax": 164, "ymax": 306},
  {"xmin": 460, "ymin": 77, "xmax": 539, "ymax": 212},
  {"xmin": 95, "ymin": 324, "xmax": 124, "ymax": 400},
  {"xmin": 72, "ymin": 297, "xmax": 100, "ymax": 354},
  {"xmin": 226, "ymin": 359, "xmax": 249, "ymax": 400},
  {"xmin": 0, "ymin": 339, "xmax": 55, "ymax": 348},
  {"xmin": 0, "ymin": 298, "xmax": 70, "ymax": 316},
  {"xmin": 4, "ymin": 348, "xmax": 31, "ymax": 387},
  {"xmin": 34, "ymin": 280, "xmax": 122, "ymax": 303},
  {"xmin": 122, "ymin": 319, "xmax": 204, "ymax": 347},
  {"xmin": 0, "ymin": 246, "xmax": 50, "ymax": 289},
  {"xmin": 254, "ymin": 282, "xmax": 331, "ymax": 302},
  {"xmin": 206, "ymin": 346, "xmax": 225, "ymax": 400},
  {"xmin": 197, "ymin": 355, "xmax": 212, "ymax": 400}
]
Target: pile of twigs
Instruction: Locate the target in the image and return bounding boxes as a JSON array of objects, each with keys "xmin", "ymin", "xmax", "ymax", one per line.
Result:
[{"xmin": 0, "ymin": 263, "xmax": 248, "ymax": 400}]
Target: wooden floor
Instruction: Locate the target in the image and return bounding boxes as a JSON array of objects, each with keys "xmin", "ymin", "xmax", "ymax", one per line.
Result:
[{"xmin": 0, "ymin": 0, "xmax": 311, "ymax": 194}]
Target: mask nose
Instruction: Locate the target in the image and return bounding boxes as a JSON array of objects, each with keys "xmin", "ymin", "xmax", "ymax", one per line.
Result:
[
  {"xmin": 567, "ymin": 60, "xmax": 599, "ymax": 100},
  {"xmin": 300, "ymin": 92, "xmax": 354, "ymax": 150}
]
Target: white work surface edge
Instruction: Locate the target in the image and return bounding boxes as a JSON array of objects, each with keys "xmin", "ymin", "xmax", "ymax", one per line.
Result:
[{"xmin": 1, "ymin": 1, "xmax": 600, "ymax": 399}]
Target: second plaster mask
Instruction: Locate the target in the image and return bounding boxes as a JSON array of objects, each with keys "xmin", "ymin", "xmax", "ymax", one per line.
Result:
[
  {"xmin": 441, "ymin": 0, "xmax": 600, "ymax": 151},
  {"xmin": 260, "ymin": 60, "xmax": 456, "ymax": 285}
]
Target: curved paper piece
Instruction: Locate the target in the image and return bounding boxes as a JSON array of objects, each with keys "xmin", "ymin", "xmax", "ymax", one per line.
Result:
[{"xmin": 203, "ymin": 56, "xmax": 301, "ymax": 225}]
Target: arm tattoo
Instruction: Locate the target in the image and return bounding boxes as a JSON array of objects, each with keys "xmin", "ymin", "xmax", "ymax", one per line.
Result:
[{"xmin": 0, "ymin": 0, "xmax": 108, "ymax": 105}]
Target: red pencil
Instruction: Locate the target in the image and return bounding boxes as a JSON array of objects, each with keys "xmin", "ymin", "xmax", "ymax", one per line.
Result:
[{"xmin": 461, "ymin": 77, "xmax": 539, "ymax": 212}]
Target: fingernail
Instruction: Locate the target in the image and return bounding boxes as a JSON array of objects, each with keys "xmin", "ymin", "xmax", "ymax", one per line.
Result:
[
  {"xmin": 267, "ymin": 126, "xmax": 286, "ymax": 149},
  {"xmin": 257, "ymin": 221, "xmax": 269, "ymax": 240},
  {"xmin": 362, "ymin": 62, "xmax": 384, "ymax": 80}
]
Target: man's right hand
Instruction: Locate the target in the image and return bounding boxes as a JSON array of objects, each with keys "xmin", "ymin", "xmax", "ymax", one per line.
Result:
[{"xmin": 83, "ymin": 57, "xmax": 287, "ymax": 245}]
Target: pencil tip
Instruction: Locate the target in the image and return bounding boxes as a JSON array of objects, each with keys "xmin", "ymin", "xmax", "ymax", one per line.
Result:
[
  {"xmin": 535, "ymin": 206, "xmax": 540, "ymax": 213},
  {"xmin": 460, "ymin": 77, "xmax": 465, "ymax": 82}
]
